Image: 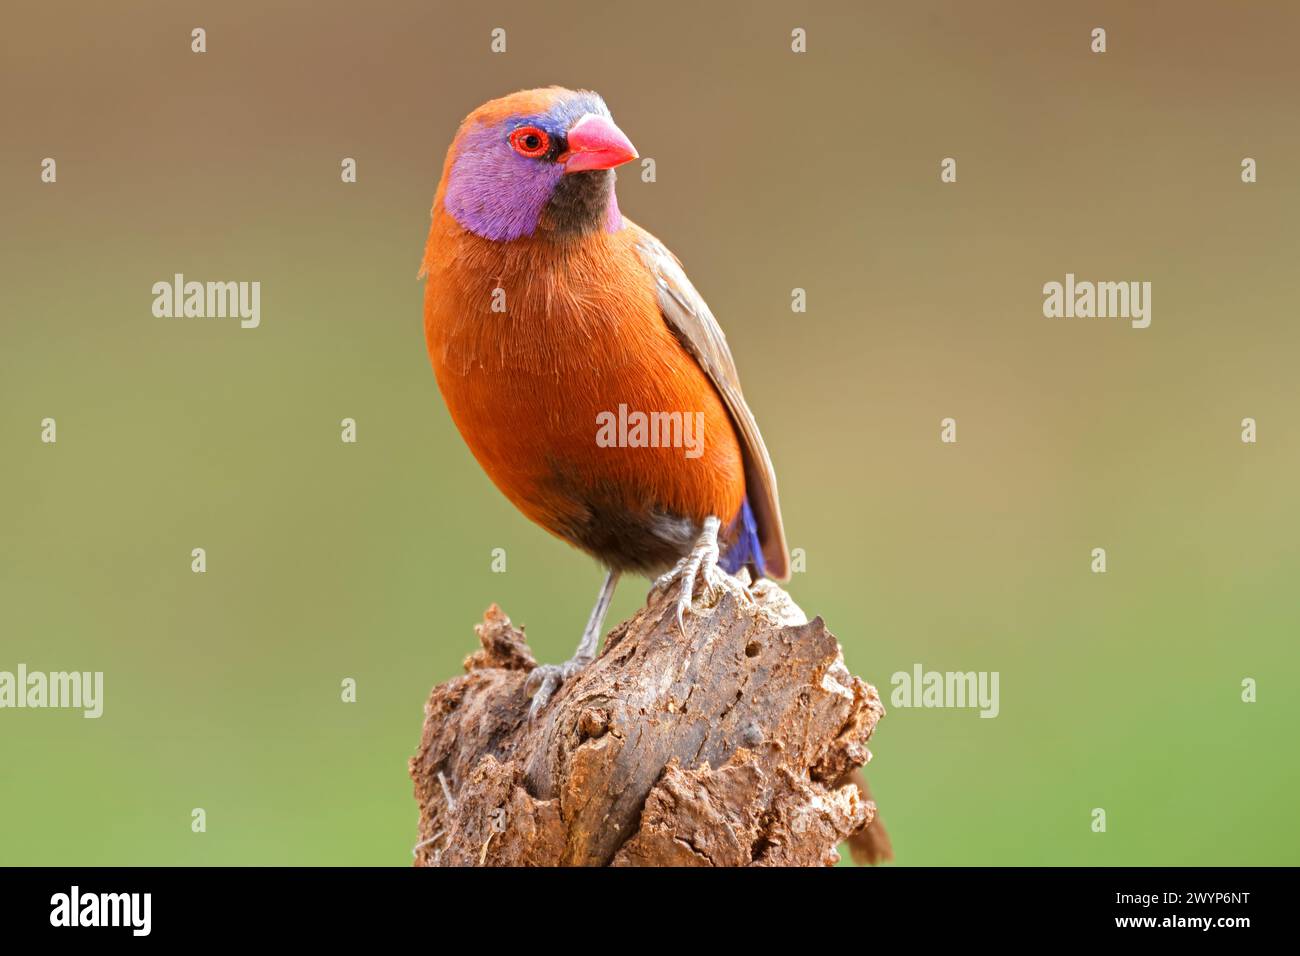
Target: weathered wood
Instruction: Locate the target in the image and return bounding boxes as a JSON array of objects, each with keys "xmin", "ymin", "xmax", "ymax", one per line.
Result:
[{"xmin": 410, "ymin": 574, "xmax": 888, "ymax": 867}]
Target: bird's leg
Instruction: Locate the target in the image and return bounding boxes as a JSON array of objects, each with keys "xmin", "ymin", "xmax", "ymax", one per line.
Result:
[
  {"xmin": 647, "ymin": 515, "xmax": 726, "ymax": 632},
  {"xmin": 525, "ymin": 569, "xmax": 620, "ymax": 719}
]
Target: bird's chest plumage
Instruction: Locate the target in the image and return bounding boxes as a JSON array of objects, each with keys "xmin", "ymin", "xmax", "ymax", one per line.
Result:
[{"xmin": 422, "ymin": 216, "xmax": 744, "ymax": 571}]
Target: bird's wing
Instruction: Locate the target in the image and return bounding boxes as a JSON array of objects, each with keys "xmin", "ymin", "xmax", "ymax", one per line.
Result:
[{"xmin": 632, "ymin": 226, "xmax": 790, "ymax": 581}]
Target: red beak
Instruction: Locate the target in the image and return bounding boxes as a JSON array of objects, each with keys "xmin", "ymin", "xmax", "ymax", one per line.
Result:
[{"xmin": 562, "ymin": 114, "xmax": 638, "ymax": 173}]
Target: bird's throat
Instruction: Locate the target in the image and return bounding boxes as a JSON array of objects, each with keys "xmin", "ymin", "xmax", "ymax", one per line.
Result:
[{"xmin": 539, "ymin": 169, "xmax": 622, "ymax": 238}]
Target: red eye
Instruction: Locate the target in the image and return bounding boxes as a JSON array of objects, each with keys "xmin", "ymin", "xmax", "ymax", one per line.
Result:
[{"xmin": 509, "ymin": 126, "xmax": 550, "ymax": 158}]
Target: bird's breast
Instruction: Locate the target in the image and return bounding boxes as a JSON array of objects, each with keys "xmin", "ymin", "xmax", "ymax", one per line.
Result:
[{"xmin": 422, "ymin": 214, "xmax": 745, "ymax": 569}]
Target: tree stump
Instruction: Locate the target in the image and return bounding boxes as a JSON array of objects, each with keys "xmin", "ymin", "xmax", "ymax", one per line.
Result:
[{"xmin": 409, "ymin": 573, "xmax": 889, "ymax": 866}]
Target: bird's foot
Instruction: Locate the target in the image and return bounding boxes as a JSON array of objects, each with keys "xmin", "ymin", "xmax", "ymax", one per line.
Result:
[
  {"xmin": 524, "ymin": 655, "xmax": 591, "ymax": 720},
  {"xmin": 524, "ymin": 570, "xmax": 621, "ymax": 719},
  {"xmin": 647, "ymin": 515, "xmax": 727, "ymax": 632}
]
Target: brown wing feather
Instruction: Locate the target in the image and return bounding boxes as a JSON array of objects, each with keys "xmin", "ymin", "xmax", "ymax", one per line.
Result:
[{"xmin": 631, "ymin": 226, "xmax": 790, "ymax": 581}]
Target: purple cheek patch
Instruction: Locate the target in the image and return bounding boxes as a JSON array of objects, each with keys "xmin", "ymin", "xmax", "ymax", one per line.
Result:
[{"xmin": 445, "ymin": 122, "xmax": 565, "ymax": 241}]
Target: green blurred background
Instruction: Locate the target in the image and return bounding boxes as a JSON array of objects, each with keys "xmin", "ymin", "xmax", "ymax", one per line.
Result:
[{"xmin": 2, "ymin": 0, "xmax": 1297, "ymax": 865}]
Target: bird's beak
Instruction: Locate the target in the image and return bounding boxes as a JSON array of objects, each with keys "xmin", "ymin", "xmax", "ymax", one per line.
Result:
[{"xmin": 562, "ymin": 114, "xmax": 638, "ymax": 173}]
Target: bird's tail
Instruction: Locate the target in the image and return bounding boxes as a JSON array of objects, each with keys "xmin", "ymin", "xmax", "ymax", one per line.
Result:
[
  {"xmin": 841, "ymin": 767, "xmax": 893, "ymax": 865},
  {"xmin": 719, "ymin": 496, "xmax": 767, "ymax": 580}
]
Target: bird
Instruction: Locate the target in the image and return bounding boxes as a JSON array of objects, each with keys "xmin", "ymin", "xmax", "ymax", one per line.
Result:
[{"xmin": 420, "ymin": 87, "xmax": 788, "ymax": 716}]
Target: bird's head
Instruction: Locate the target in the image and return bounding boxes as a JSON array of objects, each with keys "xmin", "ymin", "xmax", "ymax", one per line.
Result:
[{"xmin": 440, "ymin": 87, "xmax": 638, "ymax": 243}]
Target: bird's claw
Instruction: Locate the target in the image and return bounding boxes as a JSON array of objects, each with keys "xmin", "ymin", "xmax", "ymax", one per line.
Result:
[
  {"xmin": 524, "ymin": 657, "xmax": 590, "ymax": 719},
  {"xmin": 648, "ymin": 516, "xmax": 726, "ymax": 633}
]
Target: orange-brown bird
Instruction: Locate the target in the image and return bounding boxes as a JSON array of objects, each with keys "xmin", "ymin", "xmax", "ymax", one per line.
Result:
[{"xmin": 421, "ymin": 87, "xmax": 788, "ymax": 715}]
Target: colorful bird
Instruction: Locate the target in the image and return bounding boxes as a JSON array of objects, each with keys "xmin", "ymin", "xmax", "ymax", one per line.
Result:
[{"xmin": 421, "ymin": 87, "xmax": 788, "ymax": 715}]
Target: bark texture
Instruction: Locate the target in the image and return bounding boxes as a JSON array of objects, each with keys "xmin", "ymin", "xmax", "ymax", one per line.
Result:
[{"xmin": 410, "ymin": 574, "xmax": 888, "ymax": 867}]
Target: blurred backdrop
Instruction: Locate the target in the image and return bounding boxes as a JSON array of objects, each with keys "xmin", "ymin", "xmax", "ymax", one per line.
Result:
[{"xmin": 2, "ymin": 0, "xmax": 1297, "ymax": 865}]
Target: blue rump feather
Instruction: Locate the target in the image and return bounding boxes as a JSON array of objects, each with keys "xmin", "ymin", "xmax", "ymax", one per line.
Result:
[{"xmin": 720, "ymin": 496, "xmax": 767, "ymax": 579}]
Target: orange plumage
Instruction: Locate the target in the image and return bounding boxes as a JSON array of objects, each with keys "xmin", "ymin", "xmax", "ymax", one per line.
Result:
[{"xmin": 423, "ymin": 216, "xmax": 747, "ymax": 568}]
